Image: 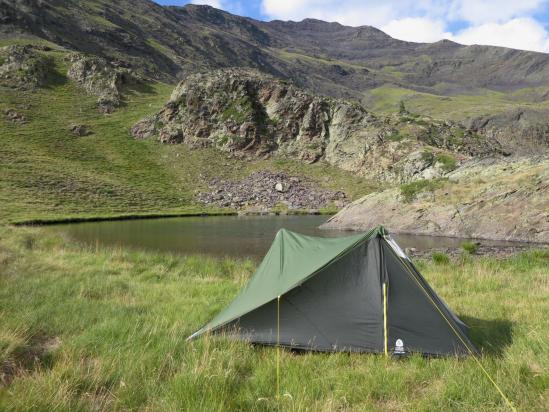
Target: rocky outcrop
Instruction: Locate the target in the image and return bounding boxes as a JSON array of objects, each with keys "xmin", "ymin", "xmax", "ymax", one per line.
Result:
[
  {"xmin": 3, "ymin": 108, "xmax": 27, "ymax": 124},
  {"xmin": 466, "ymin": 109, "xmax": 549, "ymax": 156},
  {"xmin": 321, "ymin": 157, "xmax": 549, "ymax": 243},
  {"xmin": 69, "ymin": 124, "xmax": 92, "ymax": 136},
  {"xmin": 132, "ymin": 69, "xmax": 483, "ymax": 182},
  {"xmin": 66, "ymin": 53, "xmax": 137, "ymax": 113},
  {"xmin": 196, "ymin": 170, "xmax": 347, "ymax": 210},
  {"xmin": 0, "ymin": 45, "xmax": 52, "ymax": 89}
]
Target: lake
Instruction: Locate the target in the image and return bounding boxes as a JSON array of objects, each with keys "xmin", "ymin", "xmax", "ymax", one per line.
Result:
[{"xmin": 45, "ymin": 215, "xmax": 527, "ymax": 259}]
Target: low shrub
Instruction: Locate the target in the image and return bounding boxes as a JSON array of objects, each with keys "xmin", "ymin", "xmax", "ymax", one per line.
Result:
[
  {"xmin": 387, "ymin": 130, "xmax": 405, "ymax": 141},
  {"xmin": 420, "ymin": 150, "xmax": 435, "ymax": 164},
  {"xmin": 435, "ymin": 153, "xmax": 457, "ymax": 172},
  {"xmin": 461, "ymin": 241, "xmax": 478, "ymax": 254},
  {"xmin": 432, "ymin": 251, "xmax": 450, "ymax": 264},
  {"xmin": 399, "ymin": 178, "xmax": 448, "ymax": 203}
]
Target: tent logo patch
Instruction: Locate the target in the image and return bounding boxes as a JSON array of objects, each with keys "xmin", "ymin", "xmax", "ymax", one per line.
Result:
[{"xmin": 395, "ymin": 339, "xmax": 405, "ymax": 354}]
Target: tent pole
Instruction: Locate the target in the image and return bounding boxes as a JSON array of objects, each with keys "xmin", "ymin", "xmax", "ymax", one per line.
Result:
[
  {"xmin": 276, "ymin": 295, "xmax": 281, "ymax": 401},
  {"xmin": 382, "ymin": 283, "xmax": 388, "ymax": 356}
]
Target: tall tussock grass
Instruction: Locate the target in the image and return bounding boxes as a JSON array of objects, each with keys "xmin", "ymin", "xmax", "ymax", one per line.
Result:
[{"xmin": 1, "ymin": 226, "xmax": 547, "ymax": 410}]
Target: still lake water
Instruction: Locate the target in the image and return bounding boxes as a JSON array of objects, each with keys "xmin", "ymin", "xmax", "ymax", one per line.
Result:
[{"xmin": 46, "ymin": 215, "xmax": 525, "ymax": 259}]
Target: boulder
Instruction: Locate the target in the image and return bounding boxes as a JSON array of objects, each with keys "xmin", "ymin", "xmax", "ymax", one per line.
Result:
[
  {"xmin": 69, "ymin": 124, "xmax": 92, "ymax": 136},
  {"xmin": 0, "ymin": 45, "xmax": 52, "ymax": 90},
  {"xmin": 3, "ymin": 108, "xmax": 27, "ymax": 124}
]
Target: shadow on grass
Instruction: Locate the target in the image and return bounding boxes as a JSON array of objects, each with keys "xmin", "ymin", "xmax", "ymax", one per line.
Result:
[
  {"xmin": 117, "ymin": 80, "xmax": 157, "ymax": 109},
  {"xmin": 0, "ymin": 331, "xmax": 59, "ymax": 386},
  {"xmin": 122, "ymin": 80, "xmax": 156, "ymax": 97},
  {"xmin": 461, "ymin": 316, "xmax": 514, "ymax": 357},
  {"xmin": 44, "ymin": 57, "xmax": 69, "ymax": 88}
]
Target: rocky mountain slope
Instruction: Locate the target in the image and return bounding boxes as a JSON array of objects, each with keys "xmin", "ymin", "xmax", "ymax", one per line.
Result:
[
  {"xmin": 0, "ymin": 1, "xmax": 547, "ymax": 242},
  {"xmin": 2, "ymin": 1, "xmax": 549, "ymax": 97},
  {"xmin": 131, "ymin": 68, "xmax": 544, "ymax": 183},
  {"xmin": 322, "ymin": 157, "xmax": 549, "ymax": 243},
  {"xmin": 3, "ymin": 0, "xmax": 548, "ymax": 150}
]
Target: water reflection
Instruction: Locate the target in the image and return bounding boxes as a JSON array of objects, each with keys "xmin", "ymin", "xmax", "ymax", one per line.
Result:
[{"xmin": 47, "ymin": 215, "xmax": 526, "ymax": 259}]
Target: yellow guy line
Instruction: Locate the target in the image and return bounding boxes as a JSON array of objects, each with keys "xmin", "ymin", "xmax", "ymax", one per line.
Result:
[
  {"xmin": 383, "ymin": 282, "xmax": 388, "ymax": 356},
  {"xmin": 388, "ymin": 246, "xmax": 516, "ymax": 412},
  {"xmin": 276, "ymin": 295, "xmax": 281, "ymax": 401}
]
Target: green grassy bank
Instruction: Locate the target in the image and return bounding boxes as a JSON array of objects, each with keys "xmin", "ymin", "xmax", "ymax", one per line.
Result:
[
  {"xmin": 0, "ymin": 226, "xmax": 547, "ymax": 411},
  {"xmin": 0, "ymin": 48, "xmax": 375, "ymax": 225}
]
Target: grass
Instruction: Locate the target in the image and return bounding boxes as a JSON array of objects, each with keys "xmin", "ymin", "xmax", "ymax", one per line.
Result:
[
  {"xmin": 0, "ymin": 47, "xmax": 377, "ymax": 225},
  {"xmin": 462, "ymin": 241, "xmax": 479, "ymax": 255},
  {"xmin": 435, "ymin": 153, "xmax": 457, "ymax": 172},
  {"xmin": 400, "ymin": 178, "xmax": 448, "ymax": 203},
  {"xmin": 0, "ymin": 226, "xmax": 547, "ymax": 410},
  {"xmin": 363, "ymin": 85, "xmax": 549, "ymax": 121},
  {"xmin": 431, "ymin": 251, "xmax": 450, "ymax": 265}
]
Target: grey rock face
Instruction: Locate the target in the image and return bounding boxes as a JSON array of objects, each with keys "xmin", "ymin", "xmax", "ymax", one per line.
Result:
[
  {"xmin": 0, "ymin": 45, "xmax": 52, "ymax": 89},
  {"xmin": 132, "ymin": 68, "xmax": 483, "ymax": 182},
  {"xmin": 466, "ymin": 109, "xmax": 549, "ymax": 156},
  {"xmin": 66, "ymin": 53, "xmax": 137, "ymax": 113},
  {"xmin": 322, "ymin": 157, "xmax": 549, "ymax": 243}
]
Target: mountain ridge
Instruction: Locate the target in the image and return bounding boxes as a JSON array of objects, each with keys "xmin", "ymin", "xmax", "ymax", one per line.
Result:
[{"xmin": 2, "ymin": 0, "xmax": 549, "ymax": 99}]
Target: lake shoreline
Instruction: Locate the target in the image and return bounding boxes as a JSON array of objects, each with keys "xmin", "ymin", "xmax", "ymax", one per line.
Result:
[
  {"xmin": 11, "ymin": 208, "xmax": 337, "ymax": 227},
  {"xmin": 13, "ymin": 210, "xmax": 548, "ymax": 252}
]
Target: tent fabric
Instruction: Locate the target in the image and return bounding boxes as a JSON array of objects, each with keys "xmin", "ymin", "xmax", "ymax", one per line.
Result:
[
  {"xmin": 188, "ymin": 227, "xmax": 383, "ymax": 339},
  {"xmin": 230, "ymin": 238, "xmax": 384, "ymax": 352},
  {"xmin": 382, "ymin": 241, "xmax": 472, "ymax": 356},
  {"xmin": 188, "ymin": 226, "xmax": 478, "ymax": 357}
]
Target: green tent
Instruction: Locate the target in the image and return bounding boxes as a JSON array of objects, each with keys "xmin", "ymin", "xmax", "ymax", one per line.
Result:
[{"xmin": 188, "ymin": 226, "xmax": 478, "ymax": 356}]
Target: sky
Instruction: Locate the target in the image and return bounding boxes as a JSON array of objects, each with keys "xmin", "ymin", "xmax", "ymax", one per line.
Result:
[{"xmin": 155, "ymin": 0, "xmax": 549, "ymax": 53}]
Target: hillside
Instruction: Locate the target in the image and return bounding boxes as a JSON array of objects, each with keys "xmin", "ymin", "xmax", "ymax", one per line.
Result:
[
  {"xmin": 0, "ymin": 0, "xmax": 547, "ymax": 241},
  {"xmin": 3, "ymin": 0, "xmax": 549, "ymax": 122},
  {"xmin": 0, "ymin": 47, "xmax": 377, "ymax": 224}
]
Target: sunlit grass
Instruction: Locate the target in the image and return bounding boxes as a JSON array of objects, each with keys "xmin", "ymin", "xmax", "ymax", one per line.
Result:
[
  {"xmin": 0, "ymin": 226, "xmax": 547, "ymax": 411},
  {"xmin": 363, "ymin": 85, "xmax": 549, "ymax": 121}
]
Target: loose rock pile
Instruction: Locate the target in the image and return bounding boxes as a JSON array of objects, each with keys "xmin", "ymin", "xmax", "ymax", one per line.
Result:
[
  {"xmin": 69, "ymin": 124, "xmax": 92, "ymax": 136},
  {"xmin": 3, "ymin": 108, "xmax": 27, "ymax": 124},
  {"xmin": 196, "ymin": 171, "xmax": 348, "ymax": 211}
]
